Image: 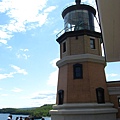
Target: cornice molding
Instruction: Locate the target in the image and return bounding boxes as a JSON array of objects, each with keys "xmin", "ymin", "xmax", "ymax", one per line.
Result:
[{"xmin": 56, "ymin": 54, "xmax": 105, "ymax": 67}]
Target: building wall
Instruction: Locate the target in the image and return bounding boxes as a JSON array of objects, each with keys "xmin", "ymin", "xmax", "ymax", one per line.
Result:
[
  {"xmin": 107, "ymin": 82, "xmax": 120, "ymax": 118},
  {"xmin": 56, "ymin": 65, "xmax": 68, "ymax": 104},
  {"xmin": 56, "ymin": 61, "xmax": 110, "ymax": 104},
  {"xmin": 60, "ymin": 35, "xmax": 102, "ymax": 59},
  {"xmin": 66, "ymin": 61, "xmax": 109, "ymax": 103}
]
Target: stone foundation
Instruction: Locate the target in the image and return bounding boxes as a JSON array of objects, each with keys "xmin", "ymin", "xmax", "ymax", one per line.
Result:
[{"xmin": 50, "ymin": 103, "xmax": 117, "ymax": 120}]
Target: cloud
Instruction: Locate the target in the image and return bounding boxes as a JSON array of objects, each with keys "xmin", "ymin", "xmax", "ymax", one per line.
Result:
[
  {"xmin": 0, "ymin": 72, "xmax": 14, "ymax": 80},
  {"xmin": 1, "ymin": 94, "xmax": 8, "ymax": 97},
  {"xmin": 16, "ymin": 48, "xmax": 30, "ymax": 59},
  {"xmin": 53, "ymin": 29, "xmax": 61, "ymax": 35},
  {"xmin": 32, "ymin": 93, "xmax": 55, "ymax": 100},
  {"xmin": 0, "ymin": 88, "xmax": 3, "ymax": 90},
  {"xmin": 106, "ymin": 73, "xmax": 118, "ymax": 78},
  {"xmin": 47, "ymin": 58, "xmax": 59, "ymax": 86},
  {"xmin": 50, "ymin": 58, "xmax": 59, "ymax": 68},
  {"xmin": 10, "ymin": 65, "xmax": 28, "ymax": 75},
  {"xmin": 47, "ymin": 70, "xmax": 58, "ymax": 87},
  {"xmin": 20, "ymin": 49, "xmax": 29, "ymax": 52},
  {"xmin": 30, "ymin": 91, "xmax": 56, "ymax": 106},
  {"xmin": 0, "ymin": 40, "xmax": 7, "ymax": 45},
  {"xmin": 0, "ymin": 0, "xmax": 57, "ymax": 43},
  {"xmin": 106, "ymin": 73, "xmax": 120, "ymax": 81},
  {"xmin": 11, "ymin": 87, "xmax": 23, "ymax": 93},
  {"xmin": 82, "ymin": 0, "xmax": 96, "ymax": 7},
  {"xmin": 7, "ymin": 46, "xmax": 12, "ymax": 50},
  {"xmin": 0, "ymin": 65, "xmax": 28, "ymax": 80},
  {"xmin": 44, "ymin": 6, "xmax": 56, "ymax": 13},
  {"xmin": 23, "ymin": 54, "xmax": 30, "ymax": 60},
  {"xmin": 0, "ymin": 30, "xmax": 12, "ymax": 39},
  {"xmin": 19, "ymin": 91, "xmax": 56, "ymax": 107}
]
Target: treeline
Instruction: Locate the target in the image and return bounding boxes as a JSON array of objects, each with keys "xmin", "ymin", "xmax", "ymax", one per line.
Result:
[{"xmin": 0, "ymin": 104, "xmax": 53, "ymax": 118}]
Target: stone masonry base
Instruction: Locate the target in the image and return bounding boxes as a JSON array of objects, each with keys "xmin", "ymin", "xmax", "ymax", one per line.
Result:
[{"xmin": 50, "ymin": 103, "xmax": 118, "ymax": 120}]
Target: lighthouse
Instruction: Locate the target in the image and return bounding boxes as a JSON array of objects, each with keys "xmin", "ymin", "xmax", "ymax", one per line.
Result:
[{"xmin": 50, "ymin": 0, "xmax": 117, "ymax": 120}]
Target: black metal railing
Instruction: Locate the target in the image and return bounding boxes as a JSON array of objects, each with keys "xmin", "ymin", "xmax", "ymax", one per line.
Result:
[{"xmin": 56, "ymin": 25, "xmax": 100, "ymax": 39}]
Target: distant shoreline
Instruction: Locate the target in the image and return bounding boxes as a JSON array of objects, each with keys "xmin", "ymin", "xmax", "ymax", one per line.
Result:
[{"xmin": 0, "ymin": 104, "xmax": 53, "ymax": 118}]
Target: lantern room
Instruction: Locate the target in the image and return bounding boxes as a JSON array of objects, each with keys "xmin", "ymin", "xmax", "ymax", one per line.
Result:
[{"xmin": 62, "ymin": 1, "xmax": 96, "ymax": 32}]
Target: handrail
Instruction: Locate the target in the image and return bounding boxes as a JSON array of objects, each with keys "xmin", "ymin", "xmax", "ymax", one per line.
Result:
[{"xmin": 56, "ymin": 25, "xmax": 100, "ymax": 39}]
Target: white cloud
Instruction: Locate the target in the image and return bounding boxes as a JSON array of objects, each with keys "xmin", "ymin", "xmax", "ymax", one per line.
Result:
[
  {"xmin": 0, "ymin": 0, "xmax": 55, "ymax": 29},
  {"xmin": 1, "ymin": 94, "xmax": 8, "ymax": 97},
  {"xmin": 16, "ymin": 48, "xmax": 30, "ymax": 59},
  {"xmin": 0, "ymin": 65, "xmax": 27, "ymax": 80},
  {"xmin": 0, "ymin": 72, "xmax": 14, "ymax": 80},
  {"xmin": 23, "ymin": 54, "xmax": 30, "ymax": 60},
  {"xmin": 4, "ymin": 20, "xmax": 26, "ymax": 32},
  {"xmin": 0, "ymin": 88, "xmax": 2, "ymax": 90},
  {"xmin": 82, "ymin": 0, "xmax": 96, "ymax": 7},
  {"xmin": 106, "ymin": 73, "xmax": 118, "ymax": 78},
  {"xmin": 24, "ymin": 58, "xmax": 59, "ymax": 106},
  {"xmin": 0, "ymin": 0, "xmax": 57, "ymax": 45},
  {"xmin": 16, "ymin": 53, "xmax": 21, "ymax": 59},
  {"xmin": 44, "ymin": 6, "xmax": 56, "ymax": 13},
  {"xmin": 0, "ymin": 40, "xmax": 7, "ymax": 45},
  {"xmin": 106, "ymin": 73, "xmax": 120, "ymax": 81},
  {"xmin": 11, "ymin": 87, "xmax": 23, "ymax": 93},
  {"xmin": 10, "ymin": 65, "xmax": 28, "ymax": 75},
  {"xmin": 50, "ymin": 58, "xmax": 59, "ymax": 68},
  {"xmin": 30, "ymin": 91, "xmax": 56, "ymax": 106},
  {"xmin": 7, "ymin": 46, "xmax": 12, "ymax": 50},
  {"xmin": 47, "ymin": 58, "xmax": 59, "ymax": 86},
  {"xmin": 0, "ymin": 30, "xmax": 12, "ymax": 39},
  {"xmin": 20, "ymin": 49, "xmax": 29, "ymax": 52},
  {"xmin": 19, "ymin": 91, "xmax": 56, "ymax": 107},
  {"xmin": 53, "ymin": 29, "xmax": 61, "ymax": 35},
  {"xmin": 47, "ymin": 70, "xmax": 58, "ymax": 87}
]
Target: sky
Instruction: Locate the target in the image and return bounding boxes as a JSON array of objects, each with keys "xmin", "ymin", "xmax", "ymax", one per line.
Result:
[{"xmin": 0, "ymin": 0, "xmax": 120, "ymax": 108}]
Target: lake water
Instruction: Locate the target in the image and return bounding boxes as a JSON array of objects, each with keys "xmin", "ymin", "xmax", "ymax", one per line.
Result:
[{"xmin": 0, "ymin": 113, "xmax": 51, "ymax": 120}]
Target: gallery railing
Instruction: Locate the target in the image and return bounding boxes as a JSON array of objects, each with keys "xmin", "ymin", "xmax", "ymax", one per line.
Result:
[{"xmin": 56, "ymin": 25, "xmax": 100, "ymax": 39}]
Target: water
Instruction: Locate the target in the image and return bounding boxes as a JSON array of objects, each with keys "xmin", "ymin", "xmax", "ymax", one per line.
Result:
[{"xmin": 0, "ymin": 113, "xmax": 51, "ymax": 120}]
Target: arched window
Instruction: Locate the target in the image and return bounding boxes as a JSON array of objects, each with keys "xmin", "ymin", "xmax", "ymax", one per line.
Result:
[
  {"xmin": 58, "ymin": 90, "xmax": 64, "ymax": 105},
  {"xmin": 96, "ymin": 87, "xmax": 105, "ymax": 104},
  {"xmin": 73, "ymin": 64, "xmax": 83, "ymax": 79}
]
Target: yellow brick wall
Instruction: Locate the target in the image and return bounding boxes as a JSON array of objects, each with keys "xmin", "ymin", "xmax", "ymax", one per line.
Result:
[
  {"xmin": 57, "ymin": 61, "xmax": 110, "ymax": 104},
  {"xmin": 60, "ymin": 35, "xmax": 102, "ymax": 59},
  {"xmin": 56, "ymin": 65, "xmax": 68, "ymax": 104}
]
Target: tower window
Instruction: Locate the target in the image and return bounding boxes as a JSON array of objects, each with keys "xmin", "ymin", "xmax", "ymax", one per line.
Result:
[
  {"xmin": 96, "ymin": 87, "xmax": 105, "ymax": 104},
  {"xmin": 90, "ymin": 38, "xmax": 95, "ymax": 49},
  {"xmin": 118, "ymin": 97, "xmax": 120, "ymax": 107},
  {"xmin": 58, "ymin": 90, "xmax": 64, "ymax": 105},
  {"xmin": 63, "ymin": 42, "xmax": 66, "ymax": 53},
  {"xmin": 73, "ymin": 64, "xmax": 83, "ymax": 79}
]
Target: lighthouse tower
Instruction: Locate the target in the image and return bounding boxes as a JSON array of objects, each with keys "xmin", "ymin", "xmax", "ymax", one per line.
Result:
[{"xmin": 50, "ymin": 0, "xmax": 117, "ymax": 120}]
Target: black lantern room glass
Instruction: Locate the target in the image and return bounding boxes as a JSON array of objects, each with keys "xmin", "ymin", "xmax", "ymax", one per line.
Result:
[{"xmin": 64, "ymin": 9, "xmax": 95, "ymax": 32}]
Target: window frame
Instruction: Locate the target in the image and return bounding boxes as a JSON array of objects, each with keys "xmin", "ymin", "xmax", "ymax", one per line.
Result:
[
  {"xmin": 90, "ymin": 38, "xmax": 95, "ymax": 49},
  {"xmin": 58, "ymin": 90, "xmax": 64, "ymax": 105},
  {"xmin": 63, "ymin": 41, "xmax": 66, "ymax": 53},
  {"xmin": 73, "ymin": 63, "xmax": 83, "ymax": 79},
  {"xmin": 96, "ymin": 87, "xmax": 105, "ymax": 104}
]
